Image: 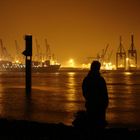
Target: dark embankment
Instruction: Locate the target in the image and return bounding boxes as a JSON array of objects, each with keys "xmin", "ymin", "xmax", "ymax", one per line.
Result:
[{"xmin": 0, "ymin": 118, "xmax": 140, "ymax": 140}]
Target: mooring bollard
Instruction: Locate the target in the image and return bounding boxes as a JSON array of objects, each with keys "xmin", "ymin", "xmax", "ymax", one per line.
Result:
[{"xmin": 22, "ymin": 35, "xmax": 32, "ymax": 94}]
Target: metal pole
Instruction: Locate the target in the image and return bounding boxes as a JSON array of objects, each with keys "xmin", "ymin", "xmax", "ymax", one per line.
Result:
[
  {"xmin": 25, "ymin": 55, "xmax": 32, "ymax": 94},
  {"xmin": 22, "ymin": 35, "xmax": 32, "ymax": 94}
]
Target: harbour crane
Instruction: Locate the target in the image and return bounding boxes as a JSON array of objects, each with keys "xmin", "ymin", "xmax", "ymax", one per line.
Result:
[
  {"xmin": 35, "ymin": 39, "xmax": 41, "ymax": 61},
  {"xmin": 45, "ymin": 39, "xmax": 51, "ymax": 60},
  {"xmin": 86, "ymin": 44, "xmax": 109, "ymax": 64},
  {"xmin": 0, "ymin": 39, "xmax": 11, "ymax": 61},
  {"xmin": 0, "ymin": 39, "xmax": 4, "ymax": 59},
  {"xmin": 127, "ymin": 35, "xmax": 137, "ymax": 69},
  {"xmin": 107, "ymin": 49, "xmax": 113, "ymax": 62},
  {"xmin": 97, "ymin": 44, "xmax": 109, "ymax": 65},
  {"xmin": 15, "ymin": 40, "xmax": 23, "ymax": 63},
  {"xmin": 101, "ymin": 44, "xmax": 109, "ymax": 61},
  {"xmin": 116, "ymin": 36, "xmax": 126, "ymax": 69}
]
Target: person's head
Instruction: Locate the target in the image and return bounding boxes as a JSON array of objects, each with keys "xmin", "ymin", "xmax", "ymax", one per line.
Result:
[{"xmin": 90, "ymin": 61, "xmax": 101, "ymax": 72}]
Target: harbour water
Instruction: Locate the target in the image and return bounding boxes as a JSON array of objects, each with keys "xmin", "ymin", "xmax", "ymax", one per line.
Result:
[{"xmin": 0, "ymin": 70, "xmax": 140, "ymax": 128}]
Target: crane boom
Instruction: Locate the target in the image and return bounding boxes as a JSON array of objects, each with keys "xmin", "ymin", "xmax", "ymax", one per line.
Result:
[{"xmin": 45, "ymin": 39, "xmax": 51, "ymax": 60}]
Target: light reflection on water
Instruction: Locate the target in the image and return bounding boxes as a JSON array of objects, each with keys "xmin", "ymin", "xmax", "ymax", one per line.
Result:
[
  {"xmin": 103, "ymin": 71, "xmax": 140, "ymax": 128},
  {"xmin": 0, "ymin": 71, "xmax": 140, "ymax": 128}
]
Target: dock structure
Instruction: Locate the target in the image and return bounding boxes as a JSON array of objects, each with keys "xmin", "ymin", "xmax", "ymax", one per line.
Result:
[
  {"xmin": 116, "ymin": 36, "xmax": 126, "ymax": 70},
  {"xmin": 127, "ymin": 35, "xmax": 137, "ymax": 70}
]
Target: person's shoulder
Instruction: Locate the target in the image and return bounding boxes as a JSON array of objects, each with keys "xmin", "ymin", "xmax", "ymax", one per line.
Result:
[
  {"xmin": 99, "ymin": 75, "xmax": 106, "ymax": 81},
  {"xmin": 83, "ymin": 75, "xmax": 92, "ymax": 82},
  {"xmin": 83, "ymin": 76, "xmax": 90, "ymax": 81}
]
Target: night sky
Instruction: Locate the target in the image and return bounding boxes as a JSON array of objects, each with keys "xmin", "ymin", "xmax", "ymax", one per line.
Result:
[{"xmin": 0, "ymin": 0, "xmax": 140, "ymax": 66}]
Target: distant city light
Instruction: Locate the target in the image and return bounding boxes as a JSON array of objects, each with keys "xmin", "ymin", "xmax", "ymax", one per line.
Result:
[
  {"xmin": 82, "ymin": 63, "xmax": 90, "ymax": 69},
  {"xmin": 15, "ymin": 60, "xmax": 19, "ymax": 63},
  {"xmin": 101, "ymin": 62, "xmax": 116, "ymax": 70},
  {"xmin": 68, "ymin": 59, "xmax": 75, "ymax": 67}
]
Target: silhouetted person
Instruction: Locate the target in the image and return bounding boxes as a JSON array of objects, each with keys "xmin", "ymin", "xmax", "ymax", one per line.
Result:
[{"xmin": 82, "ymin": 61, "xmax": 109, "ymax": 128}]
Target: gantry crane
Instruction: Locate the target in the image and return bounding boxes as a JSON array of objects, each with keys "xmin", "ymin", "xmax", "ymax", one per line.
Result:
[
  {"xmin": 15, "ymin": 40, "xmax": 22, "ymax": 63},
  {"xmin": 35, "ymin": 39, "xmax": 42, "ymax": 61},
  {"xmin": 116, "ymin": 36, "xmax": 126, "ymax": 70},
  {"xmin": 45, "ymin": 39, "xmax": 51, "ymax": 60},
  {"xmin": 128, "ymin": 35, "xmax": 137, "ymax": 69},
  {"xmin": 100, "ymin": 44, "xmax": 109, "ymax": 63},
  {"xmin": 86, "ymin": 44, "xmax": 109, "ymax": 65},
  {"xmin": 0, "ymin": 39, "xmax": 12, "ymax": 61},
  {"xmin": 107, "ymin": 49, "xmax": 113, "ymax": 62},
  {"xmin": 0, "ymin": 39, "xmax": 7, "ymax": 60}
]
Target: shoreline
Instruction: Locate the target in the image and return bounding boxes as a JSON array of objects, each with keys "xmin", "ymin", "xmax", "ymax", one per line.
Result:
[{"xmin": 0, "ymin": 118, "xmax": 140, "ymax": 139}]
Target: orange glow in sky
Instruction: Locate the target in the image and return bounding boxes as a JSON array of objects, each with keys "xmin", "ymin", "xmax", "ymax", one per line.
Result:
[{"xmin": 0, "ymin": 0, "xmax": 140, "ymax": 66}]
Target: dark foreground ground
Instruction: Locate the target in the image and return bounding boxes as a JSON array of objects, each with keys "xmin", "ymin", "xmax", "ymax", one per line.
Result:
[{"xmin": 0, "ymin": 118, "xmax": 140, "ymax": 140}]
